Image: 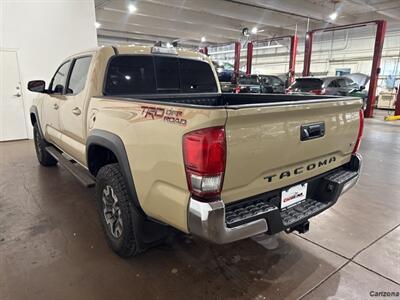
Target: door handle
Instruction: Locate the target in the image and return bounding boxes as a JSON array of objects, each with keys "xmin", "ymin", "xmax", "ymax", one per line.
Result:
[
  {"xmin": 53, "ymin": 103, "xmax": 59, "ymax": 110},
  {"xmin": 13, "ymin": 93, "xmax": 21, "ymax": 97},
  {"xmin": 72, "ymin": 107, "xmax": 81, "ymax": 116}
]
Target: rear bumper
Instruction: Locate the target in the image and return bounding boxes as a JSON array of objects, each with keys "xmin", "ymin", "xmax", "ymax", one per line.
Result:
[{"xmin": 188, "ymin": 153, "xmax": 362, "ymax": 244}]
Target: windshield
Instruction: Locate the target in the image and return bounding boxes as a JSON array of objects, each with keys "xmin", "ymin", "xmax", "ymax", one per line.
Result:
[
  {"xmin": 104, "ymin": 55, "xmax": 218, "ymax": 95},
  {"xmin": 290, "ymin": 78, "xmax": 323, "ymax": 91},
  {"xmin": 239, "ymin": 76, "xmax": 259, "ymax": 85}
]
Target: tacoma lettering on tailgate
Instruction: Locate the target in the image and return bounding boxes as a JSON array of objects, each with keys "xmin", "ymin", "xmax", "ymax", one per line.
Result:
[{"xmin": 264, "ymin": 156, "xmax": 336, "ymax": 183}]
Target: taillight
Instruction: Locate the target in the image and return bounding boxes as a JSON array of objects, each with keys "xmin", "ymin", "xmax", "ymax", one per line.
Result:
[
  {"xmin": 183, "ymin": 127, "xmax": 226, "ymax": 201},
  {"xmin": 234, "ymin": 86, "xmax": 241, "ymax": 94},
  {"xmin": 310, "ymin": 89, "xmax": 325, "ymax": 95},
  {"xmin": 352, "ymin": 109, "xmax": 364, "ymax": 153}
]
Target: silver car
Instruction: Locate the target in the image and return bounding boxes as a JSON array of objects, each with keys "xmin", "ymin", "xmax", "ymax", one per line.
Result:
[{"xmin": 287, "ymin": 76, "xmax": 359, "ymax": 96}]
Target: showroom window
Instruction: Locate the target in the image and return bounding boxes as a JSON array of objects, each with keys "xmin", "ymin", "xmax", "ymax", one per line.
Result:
[
  {"xmin": 104, "ymin": 55, "xmax": 217, "ymax": 95},
  {"xmin": 50, "ymin": 61, "xmax": 71, "ymax": 94},
  {"xmin": 67, "ymin": 56, "xmax": 92, "ymax": 95}
]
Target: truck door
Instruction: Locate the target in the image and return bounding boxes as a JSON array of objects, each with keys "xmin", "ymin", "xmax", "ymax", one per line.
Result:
[
  {"xmin": 41, "ymin": 60, "xmax": 71, "ymax": 145},
  {"xmin": 58, "ymin": 55, "xmax": 93, "ymax": 164}
]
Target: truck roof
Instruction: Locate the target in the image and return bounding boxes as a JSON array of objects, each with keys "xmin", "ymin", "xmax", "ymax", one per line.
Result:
[{"xmin": 66, "ymin": 45, "xmax": 207, "ymax": 61}]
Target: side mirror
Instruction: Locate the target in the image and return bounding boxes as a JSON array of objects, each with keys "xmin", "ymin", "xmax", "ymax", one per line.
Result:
[
  {"xmin": 359, "ymin": 85, "xmax": 365, "ymax": 91},
  {"xmin": 27, "ymin": 80, "xmax": 46, "ymax": 93}
]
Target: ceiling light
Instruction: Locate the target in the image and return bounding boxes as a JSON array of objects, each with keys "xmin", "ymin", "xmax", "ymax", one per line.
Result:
[
  {"xmin": 251, "ymin": 27, "xmax": 258, "ymax": 34},
  {"xmin": 329, "ymin": 11, "xmax": 338, "ymax": 20},
  {"xmin": 128, "ymin": 4, "xmax": 137, "ymax": 13},
  {"xmin": 201, "ymin": 36, "xmax": 206, "ymax": 43},
  {"xmin": 95, "ymin": 22, "xmax": 101, "ymax": 29}
]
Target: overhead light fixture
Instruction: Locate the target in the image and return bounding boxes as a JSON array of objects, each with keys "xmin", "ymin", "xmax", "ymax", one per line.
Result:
[
  {"xmin": 201, "ymin": 36, "xmax": 206, "ymax": 43},
  {"xmin": 95, "ymin": 22, "xmax": 101, "ymax": 29},
  {"xmin": 128, "ymin": 4, "xmax": 137, "ymax": 13},
  {"xmin": 251, "ymin": 27, "xmax": 258, "ymax": 34},
  {"xmin": 329, "ymin": 11, "xmax": 338, "ymax": 21}
]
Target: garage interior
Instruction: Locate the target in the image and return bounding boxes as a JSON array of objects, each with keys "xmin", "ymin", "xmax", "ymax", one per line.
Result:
[{"xmin": 1, "ymin": 0, "xmax": 400, "ymax": 299}]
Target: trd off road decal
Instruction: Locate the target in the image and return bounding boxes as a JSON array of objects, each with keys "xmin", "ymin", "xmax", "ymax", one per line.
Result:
[{"xmin": 140, "ymin": 106, "xmax": 187, "ymax": 126}]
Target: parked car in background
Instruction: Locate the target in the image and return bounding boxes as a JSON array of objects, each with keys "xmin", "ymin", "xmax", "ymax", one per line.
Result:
[
  {"xmin": 235, "ymin": 74, "xmax": 262, "ymax": 93},
  {"xmin": 346, "ymin": 73, "xmax": 369, "ymax": 109},
  {"xmin": 235, "ymin": 74, "xmax": 286, "ymax": 94},
  {"xmin": 212, "ymin": 61, "xmax": 244, "ymax": 83},
  {"xmin": 346, "ymin": 73, "xmax": 369, "ymax": 92},
  {"xmin": 259, "ymin": 75, "xmax": 286, "ymax": 94},
  {"xmin": 287, "ymin": 76, "xmax": 359, "ymax": 96}
]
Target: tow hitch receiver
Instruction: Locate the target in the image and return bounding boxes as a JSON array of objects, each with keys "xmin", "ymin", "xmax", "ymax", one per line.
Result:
[{"xmin": 286, "ymin": 221, "xmax": 310, "ymax": 234}]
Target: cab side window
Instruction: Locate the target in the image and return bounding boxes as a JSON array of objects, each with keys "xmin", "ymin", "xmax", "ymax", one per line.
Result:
[
  {"xmin": 328, "ymin": 80, "xmax": 339, "ymax": 88},
  {"xmin": 66, "ymin": 56, "xmax": 92, "ymax": 95},
  {"xmin": 336, "ymin": 78, "xmax": 346, "ymax": 87},
  {"xmin": 50, "ymin": 61, "xmax": 71, "ymax": 94},
  {"xmin": 270, "ymin": 77, "xmax": 282, "ymax": 86},
  {"xmin": 345, "ymin": 78, "xmax": 357, "ymax": 88}
]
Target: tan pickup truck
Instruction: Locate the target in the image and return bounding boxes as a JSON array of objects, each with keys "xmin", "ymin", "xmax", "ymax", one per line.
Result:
[{"xmin": 29, "ymin": 44, "xmax": 364, "ymax": 257}]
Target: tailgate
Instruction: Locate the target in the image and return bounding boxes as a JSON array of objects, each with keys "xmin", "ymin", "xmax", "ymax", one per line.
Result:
[{"xmin": 221, "ymin": 98, "xmax": 362, "ymax": 204}]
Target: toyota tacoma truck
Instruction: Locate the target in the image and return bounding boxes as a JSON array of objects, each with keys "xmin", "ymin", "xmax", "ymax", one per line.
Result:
[{"xmin": 28, "ymin": 45, "xmax": 364, "ymax": 257}]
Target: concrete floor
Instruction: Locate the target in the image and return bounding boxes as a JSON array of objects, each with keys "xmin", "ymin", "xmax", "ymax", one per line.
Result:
[{"xmin": 0, "ymin": 111, "xmax": 399, "ymax": 300}]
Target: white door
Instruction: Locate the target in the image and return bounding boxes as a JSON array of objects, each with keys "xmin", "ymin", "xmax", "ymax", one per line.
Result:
[{"xmin": 0, "ymin": 50, "xmax": 28, "ymax": 141}]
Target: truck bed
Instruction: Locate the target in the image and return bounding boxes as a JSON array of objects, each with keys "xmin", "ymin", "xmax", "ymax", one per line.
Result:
[
  {"xmin": 102, "ymin": 93, "xmax": 341, "ymax": 108},
  {"xmin": 96, "ymin": 92, "xmax": 362, "ymax": 206}
]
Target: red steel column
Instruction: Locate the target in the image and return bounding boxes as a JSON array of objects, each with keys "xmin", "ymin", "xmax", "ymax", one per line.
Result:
[
  {"xmin": 365, "ymin": 20, "xmax": 387, "ymax": 118},
  {"xmin": 302, "ymin": 31, "xmax": 313, "ymax": 77},
  {"xmin": 289, "ymin": 34, "xmax": 298, "ymax": 84},
  {"xmin": 246, "ymin": 42, "xmax": 253, "ymax": 75},
  {"xmin": 395, "ymin": 84, "xmax": 400, "ymax": 116},
  {"xmin": 233, "ymin": 41, "xmax": 241, "ymax": 82}
]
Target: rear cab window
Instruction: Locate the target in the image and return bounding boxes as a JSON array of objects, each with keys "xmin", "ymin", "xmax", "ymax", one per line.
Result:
[
  {"xmin": 290, "ymin": 78, "xmax": 323, "ymax": 91},
  {"xmin": 104, "ymin": 55, "xmax": 218, "ymax": 95}
]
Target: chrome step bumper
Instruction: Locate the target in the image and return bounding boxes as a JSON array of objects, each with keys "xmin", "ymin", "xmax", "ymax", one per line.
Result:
[{"xmin": 188, "ymin": 153, "xmax": 362, "ymax": 244}]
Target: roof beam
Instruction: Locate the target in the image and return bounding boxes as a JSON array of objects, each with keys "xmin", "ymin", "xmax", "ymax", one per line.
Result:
[
  {"xmin": 120, "ymin": 0, "xmax": 306, "ymax": 32},
  {"xmin": 229, "ymin": 0, "xmax": 354, "ymax": 25},
  {"xmin": 96, "ymin": 0, "xmax": 292, "ymax": 38},
  {"xmin": 96, "ymin": 20, "xmax": 233, "ymax": 44},
  {"xmin": 344, "ymin": 0, "xmax": 400, "ymax": 21},
  {"xmin": 96, "ymin": 8, "xmax": 264, "ymax": 41}
]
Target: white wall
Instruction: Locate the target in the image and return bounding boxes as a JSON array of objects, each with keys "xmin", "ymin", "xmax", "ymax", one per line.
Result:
[{"xmin": 0, "ymin": 0, "xmax": 97, "ymax": 138}]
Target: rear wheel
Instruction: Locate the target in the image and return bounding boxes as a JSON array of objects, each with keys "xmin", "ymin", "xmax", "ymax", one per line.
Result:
[
  {"xmin": 33, "ymin": 124, "xmax": 57, "ymax": 166},
  {"xmin": 96, "ymin": 163, "xmax": 143, "ymax": 257}
]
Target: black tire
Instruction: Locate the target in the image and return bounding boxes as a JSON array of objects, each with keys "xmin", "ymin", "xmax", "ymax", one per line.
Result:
[
  {"xmin": 33, "ymin": 123, "xmax": 57, "ymax": 166},
  {"xmin": 96, "ymin": 163, "xmax": 143, "ymax": 257}
]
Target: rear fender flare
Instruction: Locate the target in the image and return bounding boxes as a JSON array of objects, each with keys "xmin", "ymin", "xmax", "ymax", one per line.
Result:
[{"xmin": 86, "ymin": 129, "xmax": 143, "ymax": 211}]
